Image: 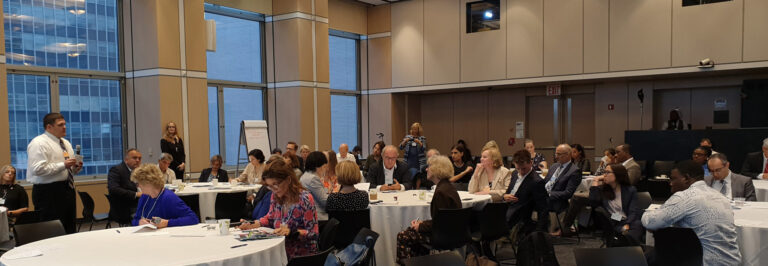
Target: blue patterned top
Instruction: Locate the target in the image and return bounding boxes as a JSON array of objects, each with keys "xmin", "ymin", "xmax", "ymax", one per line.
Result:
[{"xmin": 259, "ymin": 190, "xmax": 319, "ymax": 259}]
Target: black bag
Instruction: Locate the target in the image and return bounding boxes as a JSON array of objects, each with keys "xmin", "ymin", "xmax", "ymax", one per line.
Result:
[{"xmin": 516, "ymin": 231, "xmax": 559, "ymax": 266}]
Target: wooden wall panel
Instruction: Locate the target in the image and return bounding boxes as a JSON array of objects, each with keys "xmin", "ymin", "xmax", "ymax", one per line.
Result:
[
  {"xmin": 452, "ymin": 92, "xmax": 489, "ymax": 155},
  {"xmin": 743, "ymin": 0, "xmax": 768, "ymax": 61},
  {"xmin": 690, "ymin": 87, "xmax": 741, "ymax": 129},
  {"xmin": 424, "ymin": 0, "xmax": 460, "ymax": 85},
  {"xmin": 186, "ymin": 77, "xmax": 210, "ymax": 172},
  {"xmin": 507, "ymin": 0, "xmax": 543, "ymax": 79},
  {"xmin": 184, "ymin": 0, "xmax": 207, "ymax": 72},
  {"xmin": 672, "ymin": 0, "xmax": 743, "ymax": 66},
  {"xmin": 391, "ymin": 0, "xmax": 424, "ymax": 87},
  {"xmin": 420, "ymin": 94, "xmax": 454, "ymax": 155},
  {"xmin": 543, "ymin": 0, "xmax": 583, "ymax": 76},
  {"xmin": 584, "ymin": 0, "xmax": 609, "ymax": 73},
  {"xmin": 368, "ymin": 37, "xmax": 392, "ymax": 89},
  {"xmin": 609, "ymin": 0, "xmax": 671, "ymax": 71},
  {"xmin": 461, "ymin": 0, "xmax": 506, "ymax": 82},
  {"xmin": 328, "ymin": 0, "xmax": 368, "ymax": 35},
  {"xmin": 368, "ymin": 5, "xmax": 391, "ymax": 34},
  {"xmin": 488, "ymin": 89, "xmax": 526, "ymax": 156}
]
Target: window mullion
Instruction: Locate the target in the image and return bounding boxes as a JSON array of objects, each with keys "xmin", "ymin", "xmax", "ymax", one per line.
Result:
[
  {"xmin": 50, "ymin": 74, "xmax": 60, "ymax": 112},
  {"xmin": 217, "ymin": 85, "xmax": 226, "ymax": 160}
]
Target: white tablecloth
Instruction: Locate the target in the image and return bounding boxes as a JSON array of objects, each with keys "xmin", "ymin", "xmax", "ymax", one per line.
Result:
[
  {"xmin": 646, "ymin": 202, "xmax": 768, "ymax": 266},
  {"xmin": 0, "ymin": 207, "xmax": 8, "ymax": 242},
  {"xmin": 753, "ymin": 180, "xmax": 768, "ymax": 202},
  {"xmin": 370, "ymin": 190, "xmax": 491, "ymax": 266},
  {"xmin": 175, "ymin": 183, "xmax": 261, "ymax": 220},
  {"xmin": 0, "ymin": 224, "xmax": 287, "ymax": 266}
]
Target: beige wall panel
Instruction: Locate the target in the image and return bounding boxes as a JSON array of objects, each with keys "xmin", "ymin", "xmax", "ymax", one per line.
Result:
[
  {"xmin": 392, "ymin": 94, "xmax": 406, "ymax": 153},
  {"xmin": 461, "ymin": 0, "xmax": 506, "ymax": 82},
  {"xmin": 316, "ymin": 23, "xmax": 330, "ymax": 83},
  {"xmin": 507, "ymin": 0, "xmax": 543, "ymax": 79},
  {"xmin": 122, "ymin": 0, "xmax": 135, "ymax": 71},
  {"xmin": 158, "ymin": 77, "xmax": 184, "ymax": 145},
  {"xmin": 672, "ymin": 0, "xmax": 743, "ymax": 66},
  {"xmin": 328, "ymin": 0, "xmax": 368, "ymax": 35},
  {"xmin": 594, "ymin": 81, "xmax": 628, "ymax": 150},
  {"xmin": 316, "ymin": 0, "xmax": 329, "ymax": 17},
  {"xmin": 156, "ymin": 0, "xmax": 182, "ymax": 70},
  {"xmin": 274, "ymin": 20, "xmax": 300, "ymax": 82},
  {"xmin": 361, "ymin": 93, "xmax": 370, "ymax": 156},
  {"xmin": 0, "ymin": 64, "xmax": 7, "ymax": 166},
  {"xmin": 543, "ymin": 0, "xmax": 583, "ymax": 76},
  {"xmin": 368, "ymin": 5, "xmax": 391, "ymax": 34},
  {"xmin": 584, "ymin": 0, "xmax": 609, "ymax": 73},
  {"xmin": 316, "ymin": 88, "xmax": 332, "ymax": 150},
  {"xmin": 652, "ymin": 88, "xmax": 690, "ymax": 130},
  {"xmin": 743, "ymin": 0, "xmax": 768, "ymax": 61},
  {"xmin": 273, "ymin": 0, "xmax": 312, "ymax": 15},
  {"xmin": 184, "ymin": 0, "xmax": 207, "ymax": 72},
  {"xmin": 266, "ymin": 88, "xmax": 278, "ymax": 150},
  {"xmin": 275, "ymin": 87, "xmax": 303, "ymax": 148},
  {"xmin": 299, "ymin": 87, "xmax": 316, "ymax": 149},
  {"xmin": 129, "ymin": 0, "xmax": 160, "ymax": 70},
  {"xmin": 627, "ymin": 81, "xmax": 654, "ymax": 130},
  {"xmin": 205, "ymin": 0, "xmax": 272, "ymax": 15},
  {"xmin": 368, "ymin": 37, "xmax": 392, "ymax": 89},
  {"xmin": 488, "ymin": 89, "xmax": 526, "ymax": 156},
  {"xmin": 125, "ymin": 79, "xmax": 137, "ymax": 148},
  {"xmin": 420, "ymin": 94, "xmax": 453, "ymax": 155},
  {"xmin": 132, "ymin": 77, "xmax": 163, "ymax": 163},
  {"xmin": 367, "ymin": 94, "xmax": 394, "ymax": 145},
  {"xmin": 424, "ymin": 0, "xmax": 460, "ymax": 85},
  {"xmin": 690, "ymin": 87, "xmax": 741, "ymax": 129},
  {"xmin": 452, "ymin": 92, "xmax": 488, "ymax": 155},
  {"xmin": 186, "ymin": 78, "xmax": 210, "ymax": 172},
  {"xmin": 297, "ymin": 19, "xmax": 316, "ymax": 82},
  {"xmin": 609, "ymin": 0, "xmax": 671, "ymax": 71},
  {"xmin": 391, "ymin": 0, "xmax": 424, "ymax": 87}
]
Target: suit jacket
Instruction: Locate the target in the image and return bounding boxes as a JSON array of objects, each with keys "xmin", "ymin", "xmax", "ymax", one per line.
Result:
[
  {"xmin": 419, "ymin": 178, "xmax": 461, "ymax": 233},
  {"xmin": 543, "ymin": 162, "xmax": 582, "ymax": 213},
  {"xmin": 741, "ymin": 151, "xmax": 765, "ymax": 179},
  {"xmin": 623, "ymin": 159, "xmax": 642, "ymax": 186},
  {"xmin": 107, "ymin": 162, "xmax": 137, "ymax": 224},
  {"xmin": 588, "ymin": 185, "xmax": 642, "ymax": 228},
  {"xmin": 704, "ymin": 172, "xmax": 757, "ymax": 201},
  {"xmin": 505, "ymin": 169, "xmax": 549, "ymax": 231},
  {"xmin": 198, "ymin": 168, "xmax": 229, "ymax": 182},
  {"xmin": 367, "ymin": 159, "xmax": 413, "ymax": 189}
]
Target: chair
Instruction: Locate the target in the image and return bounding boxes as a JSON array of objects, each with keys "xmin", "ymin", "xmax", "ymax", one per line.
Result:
[
  {"xmin": 636, "ymin": 192, "xmax": 652, "ymax": 210},
  {"xmin": 13, "ymin": 220, "xmax": 66, "ymax": 246},
  {"xmin": 652, "ymin": 227, "xmax": 702, "ymax": 266},
  {"xmin": 403, "ymin": 252, "xmax": 466, "ymax": 266},
  {"xmin": 471, "ymin": 202, "xmax": 510, "ymax": 258},
  {"xmin": 573, "ymin": 246, "xmax": 647, "ymax": 266},
  {"xmin": 77, "ymin": 191, "xmax": 109, "ymax": 232},
  {"xmin": 428, "ymin": 207, "xmax": 473, "ymax": 251},
  {"xmin": 105, "ymin": 194, "xmax": 129, "ymax": 227},
  {"xmin": 318, "ymin": 218, "xmax": 340, "ymax": 251},
  {"xmin": 214, "ymin": 191, "xmax": 247, "ymax": 222},
  {"xmin": 328, "ymin": 208, "xmax": 371, "ymax": 249},
  {"xmin": 178, "ymin": 194, "xmax": 201, "ymax": 220},
  {"xmin": 651, "ymin": 161, "xmax": 675, "ymax": 178},
  {"xmin": 352, "ymin": 227, "xmax": 380, "ymax": 266},
  {"xmin": 286, "ymin": 247, "xmax": 334, "ymax": 266},
  {"xmin": 14, "ymin": 210, "xmax": 41, "ymax": 225}
]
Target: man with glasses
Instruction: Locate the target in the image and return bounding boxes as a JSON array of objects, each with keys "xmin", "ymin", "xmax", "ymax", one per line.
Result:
[
  {"xmin": 543, "ymin": 144, "xmax": 582, "ymax": 235},
  {"xmin": 504, "ymin": 149, "xmax": 549, "ymax": 235},
  {"xmin": 368, "ymin": 145, "xmax": 412, "ymax": 191},
  {"xmin": 692, "ymin": 146, "xmax": 713, "ymax": 177},
  {"xmin": 285, "ymin": 141, "xmax": 304, "ymax": 171},
  {"xmin": 705, "ymin": 153, "xmax": 756, "ymax": 201}
]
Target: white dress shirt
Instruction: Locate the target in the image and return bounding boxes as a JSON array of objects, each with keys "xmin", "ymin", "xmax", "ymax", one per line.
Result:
[
  {"xmin": 380, "ymin": 163, "xmax": 405, "ymax": 191},
  {"xmin": 163, "ymin": 168, "xmax": 177, "ymax": 184},
  {"xmin": 622, "ymin": 157, "xmax": 635, "ymax": 167},
  {"xmin": 337, "ymin": 153, "xmax": 356, "ymax": 163},
  {"xmin": 711, "ymin": 171, "xmax": 733, "ymax": 200},
  {"xmin": 509, "ymin": 171, "xmax": 526, "ymax": 195},
  {"xmin": 759, "ymin": 155, "xmax": 767, "ymax": 179},
  {"xmin": 26, "ymin": 132, "xmax": 81, "ymax": 184}
]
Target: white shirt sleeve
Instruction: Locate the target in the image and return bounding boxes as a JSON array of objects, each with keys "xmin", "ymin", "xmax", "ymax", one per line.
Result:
[
  {"xmin": 27, "ymin": 138, "xmax": 66, "ymax": 178},
  {"xmin": 642, "ymin": 194, "xmax": 686, "ymax": 230}
]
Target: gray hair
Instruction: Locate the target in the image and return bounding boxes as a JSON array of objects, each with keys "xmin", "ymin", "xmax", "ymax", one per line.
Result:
[
  {"xmin": 159, "ymin": 153, "xmax": 173, "ymax": 162},
  {"xmin": 709, "ymin": 153, "xmax": 729, "ymax": 165},
  {"xmin": 763, "ymin": 138, "xmax": 768, "ymax": 148}
]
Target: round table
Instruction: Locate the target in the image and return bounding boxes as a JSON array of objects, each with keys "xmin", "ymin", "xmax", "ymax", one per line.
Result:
[
  {"xmin": 369, "ymin": 190, "xmax": 491, "ymax": 266},
  {"xmin": 174, "ymin": 183, "xmax": 261, "ymax": 220},
  {"xmin": 0, "ymin": 224, "xmax": 288, "ymax": 266},
  {"xmin": 752, "ymin": 180, "xmax": 768, "ymax": 202}
]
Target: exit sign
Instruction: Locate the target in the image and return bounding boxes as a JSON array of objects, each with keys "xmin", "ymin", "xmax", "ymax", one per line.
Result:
[{"xmin": 546, "ymin": 84, "xmax": 561, "ymax": 96}]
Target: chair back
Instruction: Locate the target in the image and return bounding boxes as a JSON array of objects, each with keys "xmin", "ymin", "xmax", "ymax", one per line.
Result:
[
  {"xmin": 352, "ymin": 227, "xmax": 380, "ymax": 266},
  {"xmin": 14, "ymin": 210, "xmax": 41, "ymax": 225},
  {"xmin": 403, "ymin": 252, "xmax": 466, "ymax": 266},
  {"xmin": 287, "ymin": 247, "xmax": 334, "ymax": 266},
  {"xmin": 479, "ymin": 202, "xmax": 509, "ymax": 241},
  {"xmin": 178, "ymin": 194, "xmax": 201, "ymax": 220},
  {"xmin": 653, "ymin": 227, "xmax": 703, "ymax": 266},
  {"xmin": 319, "ymin": 218, "xmax": 340, "ymax": 251},
  {"xmin": 652, "ymin": 161, "xmax": 675, "ymax": 177},
  {"xmin": 214, "ymin": 191, "xmax": 247, "ymax": 222},
  {"xmin": 431, "ymin": 207, "xmax": 473, "ymax": 250},
  {"xmin": 13, "ymin": 220, "xmax": 66, "ymax": 246},
  {"xmin": 78, "ymin": 191, "xmax": 96, "ymax": 221},
  {"xmin": 328, "ymin": 208, "xmax": 371, "ymax": 249},
  {"xmin": 573, "ymin": 246, "xmax": 647, "ymax": 266},
  {"xmin": 636, "ymin": 192, "xmax": 652, "ymax": 210}
]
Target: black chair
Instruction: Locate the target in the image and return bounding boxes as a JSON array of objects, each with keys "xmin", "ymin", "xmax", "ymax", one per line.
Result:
[
  {"xmin": 105, "ymin": 194, "xmax": 129, "ymax": 227},
  {"xmin": 214, "ymin": 191, "xmax": 247, "ymax": 222},
  {"xmin": 318, "ymin": 218, "xmax": 340, "ymax": 251},
  {"xmin": 14, "ymin": 210, "xmax": 41, "ymax": 225},
  {"xmin": 652, "ymin": 227, "xmax": 702, "ymax": 266},
  {"xmin": 286, "ymin": 247, "xmax": 334, "ymax": 266},
  {"xmin": 77, "ymin": 191, "xmax": 109, "ymax": 232},
  {"xmin": 178, "ymin": 194, "xmax": 201, "ymax": 220},
  {"xmin": 636, "ymin": 192, "xmax": 652, "ymax": 210},
  {"xmin": 428, "ymin": 207, "xmax": 473, "ymax": 252},
  {"xmin": 471, "ymin": 202, "xmax": 510, "ymax": 257},
  {"xmin": 651, "ymin": 161, "xmax": 675, "ymax": 177},
  {"xmin": 328, "ymin": 208, "xmax": 371, "ymax": 249},
  {"xmin": 13, "ymin": 220, "xmax": 66, "ymax": 246},
  {"xmin": 352, "ymin": 227, "xmax": 380, "ymax": 266},
  {"xmin": 403, "ymin": 252, "xmax": 465, "ymax": 266},
  {"xmin": 574, "ymin": 246, "xmax": 648, "ymax": 266}
]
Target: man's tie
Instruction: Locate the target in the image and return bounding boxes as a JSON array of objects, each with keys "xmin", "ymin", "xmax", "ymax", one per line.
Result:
[
  {"xmin": 545, "ymin": 165, "xmax": 564, "ymax": 193},
  {"xmin": 720, "ymin": 180, "xmax": 727, "ymax": 196},
  {"xmin": 59, "ymin": 139, "xmax": 74, "ymax": 189},
  {"xmin": 763, "ymin": 162, "xmax": 768, "ymax": 174}
]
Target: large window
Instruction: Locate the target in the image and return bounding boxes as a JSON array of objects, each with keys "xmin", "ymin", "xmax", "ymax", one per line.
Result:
[
  {"xmin": 329, "ymin": 30, "xmax": 360, "ymax": 151},
  {"xmin": 4, "ymin": 0, "xmax": 123, "ymax": 180}
]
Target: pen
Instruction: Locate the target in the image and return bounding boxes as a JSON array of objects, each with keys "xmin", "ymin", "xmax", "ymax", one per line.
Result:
[
  {"xmin": 230, "ymin": 244, "xmax": 247, "ymax": 248},
  {"xmin": 116, "ymin": 230, "xmax": 121, "ymax": 234}
]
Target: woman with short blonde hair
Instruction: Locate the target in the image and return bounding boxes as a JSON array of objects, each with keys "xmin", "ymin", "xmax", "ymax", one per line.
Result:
[
  {"xmin": 131, "ymin": 164, "xmax": 198, "ymax": 228},
  {"xmin": 468, "ymin": 147, "xmax": 511, "ymax": 202},
  {"xmin": 0, "ymin": 165, "xmax": 29, "ymax": 219},
  {"xmin": 326, "ymin": 161, "xmax": 368, "ymax": 212}
]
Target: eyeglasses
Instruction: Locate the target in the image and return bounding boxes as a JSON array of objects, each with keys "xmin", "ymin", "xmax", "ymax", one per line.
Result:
[
  {"xmin": 708, "ymin": 166, "xmax": 727, "ymax": 174},
  {"xmin": 266, "ymin": 180, "xmax": 283, "ymax": 190},
  {"xmin": 603, "ymin": 171, "xmax": 614, "ymax": 174}
]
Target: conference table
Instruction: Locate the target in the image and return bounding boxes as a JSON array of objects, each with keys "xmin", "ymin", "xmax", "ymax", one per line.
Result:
[
  {"xmin": 369, "ymin": 190, "xmax": 491, "ymax": 266},
  {"xmin": 174, "ymin": 182, "xmax": 261, "ymax": 220},
  {"xmin": 753, "ymin": 180, "xmax": 768, "ymax": 202},
  {"xmin": 646, "ymin": 202, "xmax": 768, "ymax": 266},
  {"xmin": 0, "ymin": 224, "xmax": 288, "ymax": 266}
]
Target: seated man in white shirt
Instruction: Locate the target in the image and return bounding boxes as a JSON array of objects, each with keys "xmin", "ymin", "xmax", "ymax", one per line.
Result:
[
  {"xmin": 705, "ymin": 153, "xmax": 756, "ymax": 201},
  {"xmin": 642, "ymin": 160, "xmax": 741, "ymax": 265},
  {"xmin": 368, "ymin": 145, "xmax": 413, "ymax": 191},
  {"xmin": 337, "ymin": 143, "xmax": 356, "ymax": 163}
]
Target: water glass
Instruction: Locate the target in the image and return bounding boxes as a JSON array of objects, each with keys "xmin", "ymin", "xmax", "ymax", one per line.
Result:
[{"xmin": 369, "ymin": 189, "xmax": 378, "ymax": 200}]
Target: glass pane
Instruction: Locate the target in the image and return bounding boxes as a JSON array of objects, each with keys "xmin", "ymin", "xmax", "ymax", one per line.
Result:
[
  {"xmin": 329, "ymin": 35, "xmax": 358, "ymax": 91},
  {"xmin": 208, "ymin": 86, "xmax": 219, "ymax": 159},
  {"xmin": 7, "ymin": 74, "xmax": 50, "ymax": 180},
  {"xmin": 204, "ymin": 11, "xmax": 263, "ymax": 83},
  {"xmin": 59, "ymin": 77, "xmax": 122, "ymax": 176},
  {"xmin": 331, "ymin": 95, "xmax": 358, "ymax": 150},
  {"xmin": 3, "ymin": 0, "xmax": 120, "ymax": 71},
  {"xmin": 223, "ymin": 88, "xmax": 263, "ymax": 165}
]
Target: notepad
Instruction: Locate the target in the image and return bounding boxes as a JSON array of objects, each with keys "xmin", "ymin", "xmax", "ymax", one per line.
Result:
[
  {"xmin": 125, "ymin": 223, "xmax": 158, "ymax": 234},
  {"xmin": 355, "ymin": 183, "xmax": 370, "ymax": 191}
]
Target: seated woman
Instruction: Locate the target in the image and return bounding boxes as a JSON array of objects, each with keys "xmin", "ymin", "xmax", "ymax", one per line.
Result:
[
  {"xmin": 448, "ymin": 144, "xmax": 474, "ymax": 184},
  {"xmin": 595, "ymin": 148, "xmax": 617, "ymax": 175},
  {"xmin": 467, "ymin": 147, "xmax": 511, "ymax": 202},
  {"xmin": 326, "ymin": 161, "xmax": 369, "ymax": 212},
  {"xmin": 525, "ymin": 139, "xmax": 548, "ymax": 172},
  {"xmin": 283, "ymin": 152, "xmax": 303, "ymax": 178},
  {"xmin": 158, "ymin": 153, "xmax": 177, "ymax": 184},
  {"xmin": 571, "ymin": 144, "xmax": 592, "ymax": 174},
  {"xmin": 0, "ymin": 165, "xmax": 29, "ymax": 220},
  {"xmin": 589, "ymin": 164, "xmax": 643, "ymax": 244},
  {"xmin": 131, "ymin": 164, "xmax": 198, "ymax": 228},
  {"xmin": 249, "ymin": 155, "xmax": 285, "ymax": 221},
  {"xmin": 199, "ymin": 155, "xmax": 228, "ymax": 182},
  {"xmin": 235, "ymin": 149, "xmax": 265, "ymax": 184},
  {"xmin": 396, "ymin": 155, "xmax": 461, "ymax": 262},
  {"xmin": 239, "ymin": 160, "xmax": 319, "ymax": 260},
  {"xmin": 300, "ymin": 151, "xmax": 336, "ymax": 221},
  {"xmin": 364, "ymin": 141, "xmax": 385, "ymax": 177},
  {"xmin": 323, "ymin": 150, "xmax": 339, "ymax": 192}
]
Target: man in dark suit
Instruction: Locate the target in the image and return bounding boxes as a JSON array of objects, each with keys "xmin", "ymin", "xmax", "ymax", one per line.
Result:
[
  {"xmin": 368, "ymin": 145, "xmax": 413, "ymax": 191},
  {"xmin": 707, "ymin": 153, "xmax": 757, "ymax": 201},
  {"xmin": 504, "ymin": 149, "xmax": 549, "ymax": 234},
  {"xmin": 543, "ymin": 144, "xmax": 582, "ymax": 234},
  {"xmin": 107, "ymin": 149, "xmax": 142, "ymax": 225},
  {"xmin": 741, "ymin": 138, "xmax": 768, "ymax": 179}
]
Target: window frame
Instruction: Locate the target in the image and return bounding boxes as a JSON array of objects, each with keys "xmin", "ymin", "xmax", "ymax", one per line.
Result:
[{"xmin": 328, "ymin": 29, "xmax": 362, "ymax": 151}]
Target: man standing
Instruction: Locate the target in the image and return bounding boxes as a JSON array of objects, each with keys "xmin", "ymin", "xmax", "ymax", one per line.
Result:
[
  {"xmin": 27, "ymin": 113, "xmax": 83, "ymax": 234},
  {"xmin": 616, "ymin": 144, "xmax": 642, "ymax": 185},
  {"xmin": 543, "ymin": 144, "xmax": 581, "ymax": 235},
  {"xmin": 107, "ymin": 149, "xmax": 143, "ymax": 225},
  {"xmin": 369, "ymin": 145, "xmax": 412, "ymax": 191},
  {"xmin": 705, "ymin": 153, "xmax": 756, "ymax": 201}
]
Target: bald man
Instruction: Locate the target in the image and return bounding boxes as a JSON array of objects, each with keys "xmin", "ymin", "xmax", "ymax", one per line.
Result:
[
  {"xmin": 337, "ymin": 143, "xmax": 356, "ymax": 163},
  {"xmin": 543, "ymin": 144, "xmax": 582, "ymax": 234}
]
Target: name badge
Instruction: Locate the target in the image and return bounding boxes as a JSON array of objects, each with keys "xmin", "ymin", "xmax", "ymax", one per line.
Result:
[
  {"xmin": 0, "ymin": 198, "xmax": 6, "ymax": 205},
  {"xmin": 610, "ymin": 212, "xmax": 623, "ymax": 221},
  {"xmin": 411, "ymin": 142, "xmax": 417, "ymax": 147}
]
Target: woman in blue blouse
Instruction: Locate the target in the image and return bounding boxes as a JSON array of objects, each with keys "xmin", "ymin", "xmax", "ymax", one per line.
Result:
[
  {"xmin": 399, "ymin": 122, "xmax": 427, "ymax": 178},
  {"xmin": 131, "ymin": 164, "xmax": 198, "ymax": 228}
]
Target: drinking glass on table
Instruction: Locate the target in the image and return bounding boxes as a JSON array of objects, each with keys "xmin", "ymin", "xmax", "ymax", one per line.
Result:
[{"xmin": 369, "ymin": 189, "xmax": 378, "ymax": 200}]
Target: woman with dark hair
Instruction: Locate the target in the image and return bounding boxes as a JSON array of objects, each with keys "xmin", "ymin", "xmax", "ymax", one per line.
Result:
[
  {"xmin": 364, "ymin": 141, "xmax": 385, "ymax": 177},
  {"xmin": 238, "ymin": 160, "xmax": 319, "ymax": 260},
  {"xmin": 571, "ymin": 143, "xmax": 592, "ymax": 174},
  {"xmin": 235, "ymin": 149, "xmax": 265, "ymax": 184},
  {"xmin": 457, "ymin": 139, "xmax": 474, "ymax": 164},
  {"xmin": 283, "ymin": 152, "xmax": 302, "ymax": 177},
  {"xmin": 664, "ymin": 109, "xmax": 685, "ymax": 130},
  {"xmin": 300, "ymin": 151, "xmax": 336, "ymax": 220},
  {"xmin": 595, "ymin": 148, "xmax": 617, "ymax": 175},
  {"xmin": 323, "ymin": 150, "xmax": 339, "ymax": 193},
  {"xmin": 449, "ymin": 144, "xmax": 474, "ymax": 184},
  {"xmin": 160, "ymin": 121, "xmax": 186, "ymax": 181},
  {"xmin": 589, "ymin": 164, "xmax": 643, "ymax": 243}
]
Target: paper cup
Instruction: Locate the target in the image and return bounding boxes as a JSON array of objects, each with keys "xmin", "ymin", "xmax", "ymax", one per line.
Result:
[{"xmin": 218, "ymin": 219, "xmax": 230, "ymax": 235}]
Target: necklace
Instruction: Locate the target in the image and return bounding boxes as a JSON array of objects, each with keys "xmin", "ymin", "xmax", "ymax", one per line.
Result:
[{"xmin": 140, "ymin": 188, "xmax": 165, "ymax": 219}]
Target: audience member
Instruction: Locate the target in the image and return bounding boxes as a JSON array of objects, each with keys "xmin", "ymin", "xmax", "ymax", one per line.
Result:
[
  {"xmin": 544, "ymin": 144, "xmax": 582, "ymax": 236},
  {"xmin": 663, "ymin": 108, "xmax": 685, "ymax": 130},
  {"xmin": 706, "ymin": 153, "xmax": 756, "ymax": 201},
  {"xmin": 642, "ymin": 160, "xmax": 741, "ymax": 265},
  {"xmin": 285, "ymin": 141, "xmax": 304, "ymax": 171},
  {"xmin": 571, "ymin": 143, "xmax": 591, "ymax": 174},
  {"xmin": 239, "ymin": 160, "xmax": 319, "ymax": 260},
  {"xmin": 503, "ymin": 150, "xmax": 548, "ymax": 235},
  {"xmin": 160, "ymin": 121, "xmax": 186, "ymax": 181},
  {"xmin": 158, "ymin": 153, "xmax": 176, "ymax": 184},
  {"xmin": 457, "ymin": 139, "xmax": 474, "ymax": 164},
  {"xmin": 327, "ymin": 161, "xmax": 369, "ymax": 211},
  {"xmin": 283, "ymin": 152, "xmax": 302, "ymax": 177},
  {"xmin": 448, "ymin": 144, "xmax": 474, "ymax": 184},
  {"xmin": 369, "ymin": 145, "xmax": 412, "ymax": 191},
  {"xmin": 595, "ymin": 148, "xmax": 617, "ymax": 175},
  {"xmin": 396, "ymin": 155, "xmax": 461, "ymax": 263},
  {"xmin": 271, "ymin": 148, "xmax": 282, "ymax": 156},
  {"xmin": 468, "ymin": 147, "xmax": 511, "ymax": 202},
  {"xmin": 352, "ymin": 145, "xmax": 363, "ymax": 165},
  {"xmin": 131, "ymin": 164, "xmax": 198, "ymax": 228},
  {"xmin": 414, "ymin": 148, "xmax": 440, "ymax": 189},
  {"xmin": 589, "ymin": 164, "xmax": 643, "ymax": 244},
  {"xmin": 108, "ymin": 148, "xmax": 143, "ymax": 225},
  {"xmin": 525, "ymin": 139, "xmax": 548, "ymax": 172},
  {"xmin": 0, "ymin": 165, "xmax": 29, "ymax": 220},
  {"xmin": 324, "ymin": 150, "xmax": 339, "ymax": 193},
  {"xmin": 235, "ymin": 149, "xmax": 265, "ymax": 184},
  {"xmin": 337, "ymin": 143, "xmax": 356, "ymax": 162},
  {"xmin": 615, "ymin": 144, "xmax": 641, "ymax": 185},
  {"xmin": 482, "ymin": 140, "xmax": 499, "ymax": 151},
  {"xmin": 364, "ymin": 141, "xmax": 385, "ymax": 177},
  {"xmin": 692, "ymin": 146, "xmax": 712, "ymax": 177},
  {"xmin": 741, "ymin": 137, "xmax": 768, "ymax": 179},
  {"xmin": 199, "ymin": 155, "xmax": 228, "ymax": 183},
  {"xmin": 399, "ymin": 122, "xmax": 427, "ymax": 179},
  {"xmin": 300, "ymin": 151, "xmax": 334, "ymax": 220},
  {"xmin": 700, "ymin": 138, "xmax": 718, "ymax": 155},
  {"xmin": 299, "ymin": 145, "xmax": 310, "ymax": 170},
  {"xmin": 248, "ymin": 155, "xmax": 284, "ymax": 221}
]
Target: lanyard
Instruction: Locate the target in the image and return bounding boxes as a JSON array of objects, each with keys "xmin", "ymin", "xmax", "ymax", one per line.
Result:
[{"xmin": 140, "ymin": 188, "xmax": 165, "ymax": 219}]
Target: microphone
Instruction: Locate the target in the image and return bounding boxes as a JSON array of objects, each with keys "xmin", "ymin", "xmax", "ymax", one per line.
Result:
[{"xmin": 75, "ymin": 145, "xmax": 81, "ymax": 155}]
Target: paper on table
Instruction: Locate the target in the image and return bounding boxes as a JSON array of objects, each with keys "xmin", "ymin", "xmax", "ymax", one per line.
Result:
[
  {"xmin": 4, "ymin": 249, "xmax": 43, "ymax": 260},
  {"xmin": 355, "ymin": 183, "xmax": 370, "ymax": 191},
  {"xmin": 125, "ymin": 223, "xmax": 158, "ymax": 234}
]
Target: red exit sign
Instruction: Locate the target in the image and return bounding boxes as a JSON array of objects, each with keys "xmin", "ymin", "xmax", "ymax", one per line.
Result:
[{"xmin": 546, "ymin": 84, "xmax": 561, "ymax": 96}]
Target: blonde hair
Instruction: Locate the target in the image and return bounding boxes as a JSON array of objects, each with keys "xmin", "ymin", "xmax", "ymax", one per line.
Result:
[
  {"xmin": 130, "ymin": 164, "xmax": 165, "ymax": 189},
  {"xmin": 0, "ymin": 165, "xmax": 16, "ymax": 184},
  {"xmin": 163, "ymin": 122, "xmax": 182, "ymax": 143},
  {"xmin": 482, "ymin": 147, "xmax": 504, "ymax": 169},
  {"xmin": 299, "ymin": 145, "xmax": 311, "ymax": 153},
  {"xmin": 482, "ymin": 140, "xmax": 499, "ymax": 151},
  {"xmin": 427, "ymin": 155, "xmax": 453, "ymax": 180},
  {"xmin": 410, "ymin": 122, "xmax": 424, "ymax": 136},
  {"xmin": 335, "ymin": 161, "xmax": 362, "ymax": 186}
]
